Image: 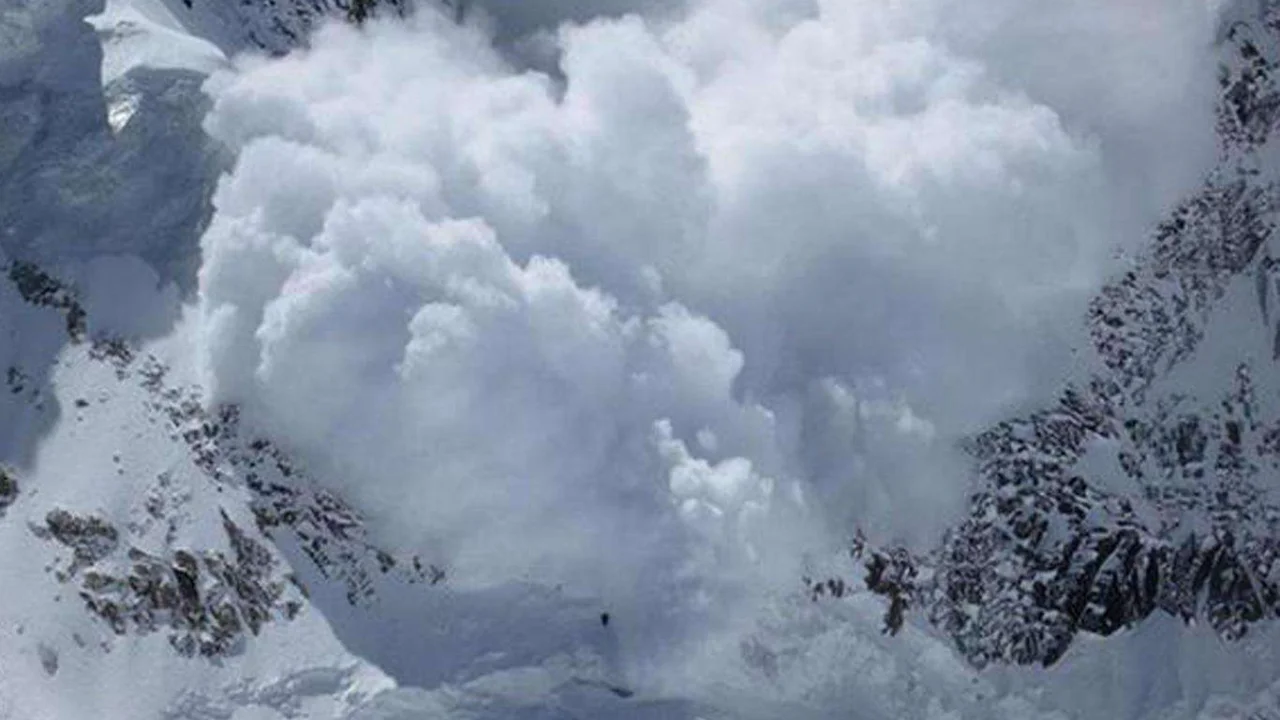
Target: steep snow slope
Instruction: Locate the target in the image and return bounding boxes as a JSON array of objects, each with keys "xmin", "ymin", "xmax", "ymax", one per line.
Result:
[
  {"xmin": 0, "ymin": 269, "xmax": 391, "ymax": 718},
  {"xmin": 0, "ymin": 0, "xmax": 220, "ymax": 289}
]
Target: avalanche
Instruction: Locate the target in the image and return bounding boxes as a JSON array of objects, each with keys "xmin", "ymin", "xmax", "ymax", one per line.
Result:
[{"xmin": 2, "ymin": 0, "xmax": 1280, "ymax": 719}]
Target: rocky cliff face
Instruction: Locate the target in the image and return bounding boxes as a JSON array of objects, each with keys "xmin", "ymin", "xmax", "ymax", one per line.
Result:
[
  {"xmin": 837, "ymin": 3, "xmax": 1280, "ymax": 669},
  {"xmin": 178, "ymin": 0, "xmax": 418, "ymax": 52}
]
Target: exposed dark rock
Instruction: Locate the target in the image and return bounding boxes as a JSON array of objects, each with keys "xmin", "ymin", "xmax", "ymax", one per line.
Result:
[
  {"xmin": 6, "ymin": 366, "xmax": 28, "ymax": 395},
  {"xmin": 177, "ymin": 0, "xmax": 415, "ymax": 53},
  {"xmin": 7, "ymin": 261, "xmax": 86, "ymax": 343},
  {"xmin": 43, "ymin": 509, "xmax": 120, "ymax": 575},
  {"xmin": 0, "ymin": 466, "xmax": 17, "ymax": 518},
  {"xmin": 1, "ymin": 283, "xmax": 449, "ymax": 657},
  {"xmin": 45, "ymin": 508, "xmax": 301, "ymax": 658},
  {"xmin": 820, "ymin": 5, "xmax": 1280, "ymax": 669}
]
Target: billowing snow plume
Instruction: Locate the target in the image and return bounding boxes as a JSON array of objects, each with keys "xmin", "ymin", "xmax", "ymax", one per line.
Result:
[{"xmin": 197, "ymin": 0, "xmax": 1222, "ymax": 678}]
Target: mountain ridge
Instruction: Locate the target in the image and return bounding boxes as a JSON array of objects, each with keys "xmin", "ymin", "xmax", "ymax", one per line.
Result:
[{"xmin": 836, "ymin": 0, "xmax": 1280, "ymax": 671}]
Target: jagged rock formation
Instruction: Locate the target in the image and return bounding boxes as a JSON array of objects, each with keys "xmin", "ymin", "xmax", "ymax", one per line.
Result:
[
  {"xmin": 39, "ymin": 509, "xmax": 121, "ymax": 575},
  {"xmin": 7, "ymin": 262, "xmax": 86, "ymax": 344},
  {"xmin": 835, "ymin": 4, "xmax": 1280, "ymax": 668},
  {"xmin": 34, "ymin": 506, "xmax": 303, "ymax": 658},
  {"xmin": 176, "ymin": 0, "xmax": 457, "ymax": 52},
  {"xmin": 140, "ymin": 366, "xmax": 447, "ymax": 606}
]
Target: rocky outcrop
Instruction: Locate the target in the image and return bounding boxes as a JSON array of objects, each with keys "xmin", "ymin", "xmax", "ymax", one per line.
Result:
[
  {"xmin": 39, "ymin": 509, "xmax": 121, "ymax": 576},
  {"xmin": 6, "ymin": 262, "xmax": 86, "ymax": 344},
  {"xmin": 0, "ymin": 466, "xmax": 17, "ymax": 518},
  {"xmin": 849, "ymin": 369, "xmax": 1280, "ymax": 668},
  {"xmin": 177, "ymin": 0, "xmax": 429, "ymax": 53},
  {"xmin": 5, "ymin": 261, "xmax": 446, "ymax": 659},
  {"xmin": 141, "ymin": 365, "xmax": 447, "ymax": 606},
  {"xmin": 38, "ymin": 507, "xmax": 302, "ymax": 658},
  {"xmin": 834, "ymin": 4, "xmax": 1280, "ymax": 668}
]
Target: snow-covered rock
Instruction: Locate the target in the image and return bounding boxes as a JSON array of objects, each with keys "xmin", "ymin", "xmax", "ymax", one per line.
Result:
[{"xmin": 838, "ymin": 0, "xmax": 1280, "ymax": 673}]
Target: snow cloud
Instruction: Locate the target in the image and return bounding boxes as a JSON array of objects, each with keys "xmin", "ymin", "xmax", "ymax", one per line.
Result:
[{"xmin": 197, "ymin": 0, "xmax": 1222, "ymax": 677}]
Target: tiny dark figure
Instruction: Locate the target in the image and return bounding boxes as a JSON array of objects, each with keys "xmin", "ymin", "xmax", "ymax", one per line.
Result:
[
  {"xmin": 600, "ymin": 612, "xmax": 610, "ymax": 627},
  {"xmin": 348, "ymin": 0, "xmax": 371, "ymax": 23}
]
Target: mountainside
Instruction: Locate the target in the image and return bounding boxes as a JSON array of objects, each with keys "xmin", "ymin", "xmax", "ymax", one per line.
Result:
[
  {"xmin": 0, "ymin": 256, "xmax": 674, "ymax": 718},
  {"xmin": 840, "ymin": 0, "xmax": 1280, "ymax": 671},
  {"xmin": 4, "ymin": 0, "xmax": 1280, "ymax": 719}
]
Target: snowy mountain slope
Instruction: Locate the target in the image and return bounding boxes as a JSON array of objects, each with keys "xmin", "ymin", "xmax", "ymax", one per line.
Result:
[
  {"xmin": 0, "ymin": 2, "xmax": 667, "ymax": 716},
  {"xmin": 0, "ymin": 0, "xmax": 221, "ymax": 294},
  {"xmin": 836, "ymin": 0, "xmax": 1280, "ymax": 673},
  {"xmin": 0, "ymin": 261, "xmax": 677, "ymax": 718},
  {"xmin": 2, "ymin": 0, "xmax": 456, "ymax": 280},
  {"xmin": 0, "ymin": 285, "xmax": 394, "ymax": 719},
  {"xmin": 0, "ymin": 267, "xmax": 1069, "ymax": 719}
]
